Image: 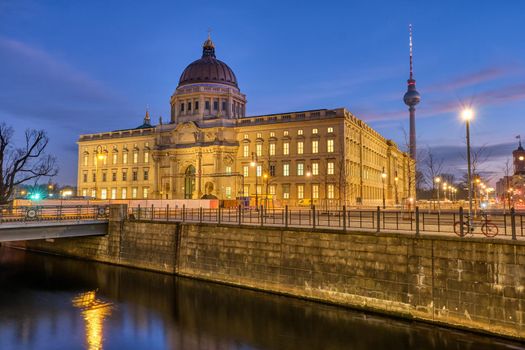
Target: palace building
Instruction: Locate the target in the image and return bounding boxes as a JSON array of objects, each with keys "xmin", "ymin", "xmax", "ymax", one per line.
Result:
[{"xmin": 77, "ymin": 36, "xmax": 415, "ymax": 207}]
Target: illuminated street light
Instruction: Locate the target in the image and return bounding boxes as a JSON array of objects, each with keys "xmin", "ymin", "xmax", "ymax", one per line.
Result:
[
  {"xmin": 250, "ymin": 152, "xmax": 259, "ymax": 210},
  {"xmin": 462, "ymin": 108, "xmax": 474, "ymax": 235},
  {"xmin": 381, "ymin": 167, "xmax": 387, "ymax": 209},
  {"xmin": 434, "ymin": 177, "xmax": 441, "ymax": 212}
]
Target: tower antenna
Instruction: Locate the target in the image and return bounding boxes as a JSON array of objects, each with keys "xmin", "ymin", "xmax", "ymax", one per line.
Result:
[{"xmin": 409, "ymin": 24, "xmax": 413, "ymax": 80}]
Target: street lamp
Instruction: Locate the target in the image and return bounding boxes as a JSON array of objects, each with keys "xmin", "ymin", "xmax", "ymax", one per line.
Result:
[
  {"xmin": 434, "ymin": 176, "xmax": 441, "ymax": 212},
  {"xmin": 394, "ymin": 172, "xmax": 399, "ymax": 205},
  {"xmin": 443, "ymin": 183, "xmax": 448, "ymax": 201},
  {"xmin": 250, "ymin": 152, "xmax": 259, "ymax": 210},
  {"xmin": 462, "ymin": 108, "xmax": 474, "ymax": 234},
  {"xmin": 381, "ymin": 167, "xmax": 387, "ymax": 209},
  {"xmin": 306, "ymin": 165, "xmax": 312, "ymax": 208},
  {"xmin": 263, "ymin": 173, "xmax": 269, "ymax": 209}
]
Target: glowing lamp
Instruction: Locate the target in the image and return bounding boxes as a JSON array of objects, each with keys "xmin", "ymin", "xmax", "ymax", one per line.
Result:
[{"xmin": 462, "ymin": 109, "xmax": 474, "ymax": 121}]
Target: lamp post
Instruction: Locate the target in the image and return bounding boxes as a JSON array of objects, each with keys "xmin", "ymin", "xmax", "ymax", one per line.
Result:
[
  {"xmin": 462, "ymin": 108, "xmax": 474, "ymax": 234},
  {"xmin": 381, "ymin": 167, "xmax": 387, "ymax": 209},
  {"xmin": 263, "ymin": 173, "xmax": 269, "ymax": 209},
  {"xmin": 94, "ymin": 145, "xmax": 106, "ymax": 199},
  {"xmin": 394, "ymin": 172, "xmax": 399, "ymax": 205},
  {"xmin": 443, "ymin": 182, "xmax": 448, "ymax": 201},
  {"xmin": 434, "ymin": 176, "xmax": 441, "ymax": 212},
  {"xmin": 306, "ymin": 165, "xmax": 312, "ymax": 208},
  {"xmin": 250, "ymin": 152, "xmax": 259, "ymax": 210}
]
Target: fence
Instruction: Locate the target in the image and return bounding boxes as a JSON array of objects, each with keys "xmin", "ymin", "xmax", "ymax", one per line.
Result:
[
  {"xmin": 130, "ymin": 204, "xmax": 525, "ymax": 240},
  {"xmin": 0, "ymin": 205, "xmax": 109, "ymax": 223}
]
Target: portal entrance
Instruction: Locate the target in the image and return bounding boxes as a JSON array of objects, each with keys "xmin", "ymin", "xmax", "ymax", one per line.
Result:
[{"xmin": 184, "ymin": 165, "xmax": 196, "ymax": 199}]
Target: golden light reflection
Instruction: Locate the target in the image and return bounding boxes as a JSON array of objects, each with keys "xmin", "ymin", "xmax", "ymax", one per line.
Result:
[{"xmin": 72, "ymin": 290, "xmax": 113, "ymax": 350}]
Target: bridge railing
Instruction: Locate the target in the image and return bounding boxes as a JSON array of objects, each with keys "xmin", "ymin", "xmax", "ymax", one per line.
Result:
[
  {"xmin": 0, "ymin": 205, "xmax": 109, "ymax": 224},
  {"xmin": 129, "ymin": 205, "xmax": 525, "ymax": 240}
]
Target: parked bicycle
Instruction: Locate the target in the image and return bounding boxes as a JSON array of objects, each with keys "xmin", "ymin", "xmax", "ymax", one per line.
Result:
[{"xmin": 453, "ymin": 212, "xmax": 498, "ymax": 237}]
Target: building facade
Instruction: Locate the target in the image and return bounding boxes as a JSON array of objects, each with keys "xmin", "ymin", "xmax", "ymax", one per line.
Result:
[
  {"xmin": 496, "ymin": 139, "xmax": 525, "ymax": 207},
  {"xmin": 77, "ymin": 37, "xmax": 415, "ymax": 207}
]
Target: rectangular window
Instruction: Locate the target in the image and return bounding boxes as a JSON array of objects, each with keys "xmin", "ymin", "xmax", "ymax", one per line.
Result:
[
  {"xmin": 83, "ymin": 155, "xmax": 88, "ymax": 166},
  {"xmin": 270, "ymin": 131, "xmax": 275, "ymax": 138},
  {"xmin": 297, "ymin": 163, "xmax": 304, "ymax": 176},
  {"xmin": 225, "ymin": 186, "xmax": 232, "ymax": 199},
  {"xmin": 327, "ymin": 161, "xmax": 335, "ymax": 175},
  {"xmin": 297, "ymin": 141, "xmax": 304, "ymax": 155},
  {"xmin": 111, "ymin": 188, "xmax": 117, "ymax": 200},
  {"xmin": 283, "ymin": 184, "xmax": 290, "ymax": 199},
  {"xmin": 143, "ymin": 187, "xmax": 149, "ymax": 199},
  {"xmin": 91, "ymin": 189, "xmax": 96, "ymax": 198},
  {"xmin": 112, "ymin": 172, "xmax": 117, "ymax": 182},
  {"xmin": 269, "ymin": 185, "xmax": 276, "ymax": 195},
  {"xmin": 225, "ymin": 166, "xmax": 232, "ymax": 174},
  {"xmin": 297, "ymin": 185, "xmax": 304, "ymax": 199},
  {"xmin": 195, "ymin": 101, "xmax": 199, "ymax": 110},
  {"xmin": 100, "ymin": 188, "xmax": 107, "ymax": 200},
  {"xmin": 133, "ymin": 151, "xmax": 138, "ymax": 164},
  {"xmin": 256, "ymin": 143, "xmax": 262, "ymax": 157},
  {"xmin": 283, "ymin": 130, "xmax": 289, "ymax": 136},
  {"xmin": 132, "ymin": 170, "xmax": 138, "ymax": 181},
  {"xmin": 83, "ymin": 172, "xmax": 88, "ymax": 183},
  {"xmin": 143, "ymin": 169, "xmax": 149, "ymax": 181},
  {"xmin": 312, "ymin": 140, "xmax": 319, "ymax": 154},
  {"xmin": 256, "ymin": 165, "xmax": 262, "ymax": 177},
  {"xmin": 312, "ymin": 128, "xmax": 318, "ymax": 134},
  {"xmin": 122, "ymin": 169, "xmax": 128, "ymax": 181},
  {"xmin": 312, "ymin": 162, "xmax": 319, "ymax": 175},
  {"xmin": 298, "ymin": 129, "xmax": 303, "ymax": 135},
  {"xmin": 312, "ymin": 184, "xmax": 319, "ymax": 199},
  {"xmin": 269, "ymin": 164, "xmax": 276, "ymax": 176},
  {"xmin": 256, "ymin": 132, "xmax": 262, "ymax": 139},
  {"xmin": 283, "ymin": 142, "xmax": 289, "ymax": 155},
  {"xmin": 93, "ymin": 155, "xmax": 97, "ymax": 166},
  {"xmin": 328, "ymin": 127, "xmax": 334, "ymax": 133},
  {"xmin": 327, "ymin": 184, "xmax": 335, "ymax": 199},
  {"xmin": 123, "ymin": 152, "xmax": 128, "ymax": 164},
  {"xmin": 92, "ymin": 172, "xmax": 96, "ymax": 182},
  {"xmin": 243, "ymin": 185, "xmax": 249, "ymax": 197},
  {"xmin": 180, "ymin": 103, "xmax": 185, "ymax": 112},
  {"xmin": 256, "ymin": 185, "xmax": 262, "ymax": 195},
  {"xmin": 82, "ymin": 189, "xmax": 87, "ymax": 197},
  {"xmin": 121, "ymin": 188, "xmax": 127, "ymax": 199},
  {"xmin": 144, "ymin": 151, "xmax": 149, "ymax": 163},
  {"xmin": 243, "ymin": 145, "xmax": 249, "ymax": 157},
  {"xmin": 244, "ymin": 133, "xmax": 249, "ymax": 139},
  {"xmin": 327, "ymin": 139, "xmax": 334, "ymax": 153},
  {"xmin": 222, "ymin": 101, "xmax": 226, "ymax": 111},
  {"xmin": 112, "ymin": 153, "xmax": 118, "ymax": 165},
  {"xmin": 213, "ymin": 100, "xmax": 219, "ymax": 110},
  {"xmin": 243, "ymin": 165, "xmax": 249, "ymax": 178},
  {"xmin": 205, "ymin": 101, "xmax": 210, "ymax": 110},
  {"xmin": 283, "ymin": 164, "xmax": 290, "ymax": 176},
  {"xmin": 187, "ymin": 102, "xmax": 192, "ymax": 111},
  {"xmin": 269, "ymin": 143, "xmax": 275, "ymax": 156},
  {"xmin": 132, "ymin": 187, "xmax": 138, "ymax": 199}
]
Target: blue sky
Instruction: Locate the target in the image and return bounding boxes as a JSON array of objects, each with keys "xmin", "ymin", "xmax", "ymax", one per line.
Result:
[{"xmin": 1, "ymin": 0, "xmax": 525, "ymax": 185}]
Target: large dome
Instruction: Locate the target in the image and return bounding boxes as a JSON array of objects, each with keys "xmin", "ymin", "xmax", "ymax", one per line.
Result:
[{"xmin": 178, "ymin": 37, "xmax": 238, "ymax": 88}]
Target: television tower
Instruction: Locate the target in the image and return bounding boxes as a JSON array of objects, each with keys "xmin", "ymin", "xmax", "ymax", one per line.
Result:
[{"xmin": 403, "ymin": 24, "xmax": 421, "ymax": 160}]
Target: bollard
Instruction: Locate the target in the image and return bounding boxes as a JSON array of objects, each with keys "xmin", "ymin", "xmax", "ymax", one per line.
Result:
[
  {"xmin": 312, "ymin": 205, "xmax": 316, "ymax": 229},
  {"xmin": 285, "ymin": 205, "xmax": 289, "ymax": 228},
  {"xmin": 459, "ymin": 207, "xmax": 464, "ymax": 237},
  {"xmin": 238, "ymin": 204, "xmax": 242, "ymax": 225},
  {"xmin": 376, "ymin": 206, "xmax": 380, "ymax": 233},
  {"xmin": 342, "ymin": 205, "xmax": 347, "ymax": 232},
  {"xmin": 511, "ymin": 207, "xmax": 517, "ymax": 241},
  {"xmin": 199, "ymin": 207, "xmax": 203, "ymax": 223},
  {"xmin": 415, "ymin": 206, "xmax": 420, "ymax": 236}
]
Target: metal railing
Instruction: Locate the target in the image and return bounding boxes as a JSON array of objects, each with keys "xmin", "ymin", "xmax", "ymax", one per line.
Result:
[
  {"xmin": 130, "ymin": 205, "xmax": 525, "ymax": 240},
  {"xmin": 0, "ymin": 205, "xmax": 109, "ymax": 224}
]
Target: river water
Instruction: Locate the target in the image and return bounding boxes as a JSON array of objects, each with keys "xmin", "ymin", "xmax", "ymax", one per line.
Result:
[{"xmin": 0, "ymin": 246, "xmax": 523, "ymax": 350}]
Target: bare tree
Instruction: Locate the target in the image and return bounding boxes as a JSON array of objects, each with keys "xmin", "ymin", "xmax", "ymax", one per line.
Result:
[
  {"xmin": 422, "ymin": 146, "xmax": 444, "ymax": 192},
  {"xmin": 0, "ymin": 123, "xmax": 58, "ymax": 205}
]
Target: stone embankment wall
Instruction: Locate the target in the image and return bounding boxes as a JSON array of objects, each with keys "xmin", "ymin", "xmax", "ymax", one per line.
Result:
[{"xmin": 8, "ymin": 205, "xmax": 525, "ymax": 340}]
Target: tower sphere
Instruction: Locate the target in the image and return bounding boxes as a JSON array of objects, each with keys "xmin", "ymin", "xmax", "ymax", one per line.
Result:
[{"xmin": 403, "ymin": 86, "xmax": 421, "ymax": 107}]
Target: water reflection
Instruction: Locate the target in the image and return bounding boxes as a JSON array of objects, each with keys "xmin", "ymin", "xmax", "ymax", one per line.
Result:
[
  {"xmin": 72, "ymin": 291, "xmax": 113, "ymax": 350},
  {"xmin": 0, "ymin": 246, "xmax": 523, "ymax": 350}
]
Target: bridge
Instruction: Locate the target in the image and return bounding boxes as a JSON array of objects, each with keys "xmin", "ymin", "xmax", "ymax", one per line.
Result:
[{"xmin": 0, "ymin": 205, "xmax": 108, "ymax": 242}]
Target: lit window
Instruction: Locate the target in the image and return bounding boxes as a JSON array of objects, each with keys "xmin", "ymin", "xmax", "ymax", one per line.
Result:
[
  {"xmin": 83, "ymin": 154, "xmax": 88, "ymax": 166},
  {"xmin": 121, "ymin": 188, "xmax": 127, "ymax": 199},
  {"xmin": 143, "ymin": 187, "xmax": 149, "ymax": 199},
  {"xmin": 256, "ymin": 132, "xmax": 262, "ymax": 139},
  {"xmin": 283, "ymin": 184, "xmax": 290, "ymax": 199},
  {"xmin": 327, "ymin": 139, "xmax": 334, "ymax": 153},
  {"xmin": 283, "ymin": 130, "xmax": 289, "ymax": 136},
  {"xmin": 133, "ymin": 151, "xmax": 138, "ymax": 164},
  {"xmin": 243, "ymin": 185, "xmax": 249, "ymax": 196},
  {"xmin": 225, "ymin": 187, "xmax": 232, "ymax": 198},
  {"xmin": 123, "ymin": 152, "xmax": 128, "ymax": 164},
  {"xmin": 312, "ymin": 162, "xmax": 319, "ymax": 175},
  {"xmin": 112, "ymin": 153, "xmax": 118, "ymax": 165},
  {"xmin": 297, "ymin": 129, "xmax": 303, "ymax": 135},
  {"xmin": 144, "ymin": 151, "xmax": 149, "ymax": 163},
  {"xmin": 82, "ymin": 189, "xmax": 87, "ymax": 197},
  {"xmin": 256, "ymin": 143, "xmax": 262, "ymax": 157},
  {"xmin": 269, "ymin": 143, "xmax": 276, "ymax": 156},
  {"xmin": 91, "ymin": 189, "xmax": 96, "ymax": 198},
  {"xmin": 297, "ymin": 163, "xmax": 304, "ymax": 176},
  {"xmin": 243, "ymin": 145, "xmax": 249, "ymax": 157},
  {"xmin": 100, "ymin": 188, "xmax": 107, "ymax": 200},
  {"xmin": 111, "ymin": 188, "xmax": 117, "ymax": 200},
  {"xmin": 225, "ymin": 166, "xmax": 232, "ymax": 174},
  {"xmin": 256, "ymin": 185, "xmax": 262, "ymax": 195},
  {"xmin": 93, "ymin": 155, "xmax": 97, "ymax": 166},
  {"xmin": 243, "ymin": 166, "xmax": 249, "ymax": 177},
  {"xmin": 327, "ymin": 161, "xmax": 335, "ymax": 175},
  {"xmin": 269, "ymin": 185, "xmax": 276, "ymax": 195},
  {"xmin": 283, "ymin": 164, "xmax": 290, "ymax": 176},
  {"xmin": 122, "ymin": 170, "xmax": 127, "ymax": 181},
  {"xmin": 327, "ymin": 184, "xmax": 335, "ymax": 199},
  {"xmin": 312, "ymin": 184, "xmax": 319, "ymax": 199},
  {"xmin": 132, "ymin": 187, "xmax": 138, "ymax": 199},
  {"xmin": 270, "ymin": 132, "xmax": 275, "ymax": 137},
  {"xmin": 328, "ymin": 127, "xmax": 334, "ymax": 133},
  {"xmin": 312, "ymin": 140, "xmax": 319, "ymax": 154},
  {"xmin": 256, "ymin": 165, "xmax": 262, "ymax": 177},
  {"xmin": 143, "ymin": 169, "xmax": 149, "ymax": 181},
  {"xmin": 312, "ymin": 128, "xmax": 318, "ymax": 135},
  {"xmin": 283, "ymin": 142, "xmax": 289, "ymax": 155},
  {"xmin": 297, "ymin": 141, "xmax": 304, "ymax": 155},
  {"xmin": 297, "ymin": 185, "xmax": 304, "ymax": 199},
  {"xmin": 244, "ymin": 134, "xmax": 249, "ymax": 139}
]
